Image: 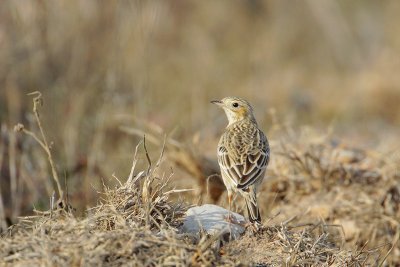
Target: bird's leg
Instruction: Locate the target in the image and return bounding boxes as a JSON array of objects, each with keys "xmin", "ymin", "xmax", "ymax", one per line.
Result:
[
  {"xmin": 224, "ymin": 191, "xmax": 236, "ymax": 223},
  {"xmin": 228, "ymin": 191, "xmax": 232, "ymax": 213}
]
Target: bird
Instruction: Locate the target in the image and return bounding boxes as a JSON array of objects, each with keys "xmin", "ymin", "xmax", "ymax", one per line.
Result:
[{"xmin": 211, "ymin": 97, "xmax": 270, "ymax": 225}]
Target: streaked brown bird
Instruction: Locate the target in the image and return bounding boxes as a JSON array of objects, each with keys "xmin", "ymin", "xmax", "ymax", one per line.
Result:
[{"xmin": 211, "ymin": 97, "xmax": 270, "ymax": 224}]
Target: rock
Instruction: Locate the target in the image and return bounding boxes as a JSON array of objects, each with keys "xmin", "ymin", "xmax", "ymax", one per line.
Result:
[{"xmin": 180, "ymin": 204, "xmax": 246, "ymax": 240}]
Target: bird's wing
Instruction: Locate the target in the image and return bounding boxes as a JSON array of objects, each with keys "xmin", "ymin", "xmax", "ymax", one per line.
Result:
[
  {"xmin": 237, "ymin": 143, "xmax": 269, "ymax": 189},
  {"xmin": 218, "ymin": 129, "xmax": 269, "ymax": 189},
  {"xmin": 218, "ymin": 145, "xmax": 241, "ymax": 186}
]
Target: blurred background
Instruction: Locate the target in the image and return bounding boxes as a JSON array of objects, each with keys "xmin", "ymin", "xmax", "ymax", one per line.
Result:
[{"xmin": 0, "ymin": 0, "xmax": 399, "ymax": 223}]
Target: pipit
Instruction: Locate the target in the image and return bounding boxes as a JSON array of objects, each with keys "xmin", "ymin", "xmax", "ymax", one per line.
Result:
[{"xmin": 211, "ymin": 97, "xmax": 270, "ymax": 225}]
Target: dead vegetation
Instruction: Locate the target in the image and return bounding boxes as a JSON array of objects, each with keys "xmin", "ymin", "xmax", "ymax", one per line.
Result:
[
  {"xmin": 225, "ymin": 222, "xmax": 380, "ymax": 266},
  {"xmin": 119, "ymin": 124, "xmax": 226, "ymax": 204},
  {"xmin": 1, "ymin": 120, "xmax": 399, "ymax": 266},
  {"xmin": 257, "ymin": 128, "xmax": 400, "ymax": 266},
  {"xmin": 0, "ymin": 150, "xmax": 192, "ymax": 266}
]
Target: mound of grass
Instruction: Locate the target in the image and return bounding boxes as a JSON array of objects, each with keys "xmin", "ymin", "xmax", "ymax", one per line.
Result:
[
  {"xmin": 1, "ymin": 134, "xmax": 399, "ymax": 266},
  {"xmin": 1, "ymin": 94, "xmax": 399, "ymax": 266}
]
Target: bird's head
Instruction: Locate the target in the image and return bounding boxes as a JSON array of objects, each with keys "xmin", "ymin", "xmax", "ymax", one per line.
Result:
[{"xmin": 211, "ymin": 97, "xmax": 256, "ymax": 126}]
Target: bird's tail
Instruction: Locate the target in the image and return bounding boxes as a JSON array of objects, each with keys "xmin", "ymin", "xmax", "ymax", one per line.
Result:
[{"xmin": 244, "ymin": 191, "xmax": 261, "ymax": 224}]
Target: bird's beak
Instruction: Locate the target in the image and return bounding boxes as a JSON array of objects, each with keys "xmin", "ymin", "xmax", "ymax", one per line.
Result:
[{"xmin": 211, "ymin": 100, "xmax": 223, "ymax": 107}]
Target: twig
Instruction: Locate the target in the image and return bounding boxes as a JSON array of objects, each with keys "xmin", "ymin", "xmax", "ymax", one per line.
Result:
[
  {"xmin": 14, "ymin": 91, "xmax": 64, "ymax": 203},
  {"xmin": 377, "ymin": 226, "xmax": 400, "ymax": 267},
  {"xmin": 154, "ymin": 135, "xmax": 166, "ymax": 169},
  {"xmin": 0, "ymin": 124, "xmax": 8, "ymax": 229},
  {"xmin": 143, "ymin": 135, "xmax": 152, "ymax": 175},
  {"xmin": 127, "ymin": 140, "xmax": 143, "ymax": 183},
  {"xmin": 8, "ymin": 125, "xmax": 19, "ymax": 220},
  {"xmin": 50, "ymin": 191, "xmax": 55, "ymax": 218}
]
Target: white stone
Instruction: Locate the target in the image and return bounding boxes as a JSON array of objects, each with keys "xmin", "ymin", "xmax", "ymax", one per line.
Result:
[{"xmin": 180, "ymin": 204, "xmax": 246, "ymax": 240}]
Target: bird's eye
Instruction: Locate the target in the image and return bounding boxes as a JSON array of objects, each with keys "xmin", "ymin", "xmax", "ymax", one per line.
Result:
[{"xmin": 232, "ymin": 102, "xmax": 239, "ymax": 108}]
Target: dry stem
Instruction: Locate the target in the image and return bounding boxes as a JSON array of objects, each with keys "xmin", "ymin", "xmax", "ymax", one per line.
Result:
[{"xmin": 14, "ymin": 92, "xmax": 64, "ymax": 203}]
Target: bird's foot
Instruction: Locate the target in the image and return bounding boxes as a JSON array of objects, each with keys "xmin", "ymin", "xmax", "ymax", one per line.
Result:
[
  {"xmin": 223, "ymin": 213, "xmax": 236, "ymax": 223},
  {"xmin": 223, "ymin": 213, "xmax": 246, "ymax": 227},
  {"xmin": 245, "ymin": 221, "xmax": 262, "ymax": 233}
]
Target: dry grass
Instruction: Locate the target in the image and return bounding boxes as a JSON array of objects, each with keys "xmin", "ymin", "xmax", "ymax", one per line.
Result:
[
  {"xmin": 259, "ymin": 127, "xmax": 400, "ymax": 265},
  {"xmin": 0, "ymin": 149, "xmax": 193, "ymax": 266},
  {"xmin": 1, "ymin": 137, "xmax": 399, "ymax": 266},
  {"xmin": 1, "ymin": 121, "xmax": 399, "ymax": 265}
]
